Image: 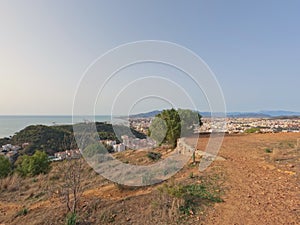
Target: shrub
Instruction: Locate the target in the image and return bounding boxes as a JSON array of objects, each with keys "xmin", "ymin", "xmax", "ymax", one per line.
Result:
[
  {"xmin": 16, "ymin": 150, "xmax": 50, "ymax": 177},
  {"xmin": 147, "ymin": 152, "xmax": 162, "ymax": 161},
  {"xmin": 0, "ymin": 174, "xmax": 22, "ymax": 192},
  {"xmin": 0, "ymin": 155, "xmax": 12, "ymax": 178},
  {"xmin": 265, "ymin": 148, "xmax": 272, "ymax": 153},
  {"xmin": 158, "ymin": 182, "xmax": 223, "ymax": 216}
]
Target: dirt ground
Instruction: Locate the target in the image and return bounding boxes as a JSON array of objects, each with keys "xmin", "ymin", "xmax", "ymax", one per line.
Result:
[
  {"xmin": 198, "ymin": 133, "xmax": 300, "ymax": 225},
  {"xmin": 0, "ymin": 133, "xmax": 299, "ymax": 225}
]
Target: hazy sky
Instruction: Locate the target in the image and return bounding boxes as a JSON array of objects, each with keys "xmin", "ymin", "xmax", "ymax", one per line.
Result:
[{"xmin": 0, "ymin": 0, "xmax": 299, "ymax": 115}]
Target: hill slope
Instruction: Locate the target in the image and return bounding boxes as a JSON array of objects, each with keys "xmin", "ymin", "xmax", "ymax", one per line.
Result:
[{"xmin": 1, "ymin": 122, "xmax": 146, "ymax": 155}]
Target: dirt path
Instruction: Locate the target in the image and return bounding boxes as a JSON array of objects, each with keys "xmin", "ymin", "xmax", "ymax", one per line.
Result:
[{"xmin": 200, "ymin": 133, "xmax": 299, "ymax": 225}]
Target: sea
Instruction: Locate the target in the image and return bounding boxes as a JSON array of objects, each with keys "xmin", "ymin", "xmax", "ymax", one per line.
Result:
[{"xmin": 0, "ymin": 115, "xmax": 114, "ymax": 138}]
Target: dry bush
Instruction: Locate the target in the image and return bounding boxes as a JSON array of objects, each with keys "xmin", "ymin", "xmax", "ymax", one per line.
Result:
[
  {"xmin": 0, "ymin": 173, "xmax": 22, "ymax": 193},
  {"xmin": 48, "ymin": 158, "xmax": 85, "ymax": 214},
  {"xmin": 151, "ymin": 184, "xmax": 184, "ymax": 223}
]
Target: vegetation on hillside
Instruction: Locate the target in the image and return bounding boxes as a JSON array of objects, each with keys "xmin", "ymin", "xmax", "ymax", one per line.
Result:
[
  {"xmin": 0, "ymin": 155, "xmax": 12, "ymax": 178},
  {"xmin": 0, "ymin": 133, "xmax": 299, "ymax": 225},
  {"xmin": 244, "ymin": 127, "xmax": 260, "ymax": 133},
  {"xmin": 15, "ymin": 150, "xmax": 51, "ymax": 177},
  {"xmin": 156, "ymin": 180, "xmax": 223, "ymax": 217},
  {"xmin": 1, "ymin": 122, "xmax": 146, "ymax": 156},
  {"xmin": 149, "ymin": 109, "xmax": 202, "ymax": 147},
  {"xmin": 0, "ymin": 137, "xmax": 10, "ymax": 147}
]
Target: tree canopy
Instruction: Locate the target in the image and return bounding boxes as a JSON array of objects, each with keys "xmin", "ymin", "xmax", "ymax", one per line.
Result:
[
  {"xmin": 149, "ymin": 109, "xmax": 202, "ymax": 148},
  {"xmin": 16, "ymin": 150, "xmax": 51, "ymax": 176}
]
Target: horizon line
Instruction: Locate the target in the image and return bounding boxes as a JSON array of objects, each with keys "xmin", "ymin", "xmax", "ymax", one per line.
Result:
[{"xmin": 0, "ymin": 109, "xmax": 300, "ymax": 117}]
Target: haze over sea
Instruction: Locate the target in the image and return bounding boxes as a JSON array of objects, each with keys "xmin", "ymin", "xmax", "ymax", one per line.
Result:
[{"xmin": 0, "ymin": 115, "xmax": 112, "ymax": 138}]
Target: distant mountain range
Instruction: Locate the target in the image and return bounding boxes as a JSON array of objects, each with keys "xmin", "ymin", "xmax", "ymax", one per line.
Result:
[
  {"xmin": 130, "ymin": 110, "xmax": 300, "ymax": 118},
  {"xmin": 129, "ymin": 110, "xmax": 162, "ymax": 118}
]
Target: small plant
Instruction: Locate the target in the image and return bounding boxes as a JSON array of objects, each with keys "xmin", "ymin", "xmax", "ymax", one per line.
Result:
[
  {"xmin": 157, "ymin": 181, "xmax": 223, "ymax": 217},
  {"xmin": 16, "ymin": 208, "xmax": 28, "ymax": 217},
  {"xmin": 147, "ymin": 152, "xmax": 162, "ymax": 161},
  {"xmin": 66, "ymin": 212, "xmax": 76, "ymax": 225},
  {"xmin": 265, "ymin": 148, "xmax": 272, "ymax": 153},
  {"xmin": 189, "ymin": 172, "xmax": 194, "ymax": 179},
  {"xmin": 188, "ymin": 163, "xmax": 197, "ymax": 168}
]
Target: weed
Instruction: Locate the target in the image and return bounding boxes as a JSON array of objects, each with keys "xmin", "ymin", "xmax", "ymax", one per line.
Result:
[
  {"xmin": 66, "ymin": 212, "xmax": 76, "ymax": 225},
  {"xmin": 147, "ymin": 152, "xmax": 162, "ymax": 161},
  {"xmin": 157, "ymin": 180, "xmax": 223, "ymax": 218},
  {"xmin": 188, "ymin": 163, "xmax": 197, "ymax": 168},
  {"xmin": 265, "ymin": 148, "xmax": 272, "ymax": 153},
  {"xmin": 15, "ymin": 208, "xmax": 28, "ymax": 217}
]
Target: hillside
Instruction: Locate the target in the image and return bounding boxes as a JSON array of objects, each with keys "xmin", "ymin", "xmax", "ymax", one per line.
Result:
[
  {"xmin": 0, "ymin": 133, "xmax": 299, "ymax": 224},
  {"xmin": 0, "ymin": 123, "xmax": 146, "ymax": 156}
]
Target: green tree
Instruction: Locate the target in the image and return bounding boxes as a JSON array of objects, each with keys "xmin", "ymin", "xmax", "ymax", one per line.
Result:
[
  {"xmin": 0, "ymin": 155, "xmax": 12, "ymax": 178},
  {"xmin": 16, "ymin": 150, "xmax": 50, "ymax": 176},
  {"xmin": 178, "ymin": 109, "xmax": 202, "ymax": 136},
  {"xmin": 150, "ymin": 108, "xmax": 180, "ymax": 148},
  {"xmin": 15, "ymin": 155, "xmax": 31, "ymax": 176},
  {"xmin": 149, "ymin": 109, "xmax": 202, "ymax": 148},
  {"xmin": 148, "ymin": 117, "xmax": 168, "ymax": 146}
]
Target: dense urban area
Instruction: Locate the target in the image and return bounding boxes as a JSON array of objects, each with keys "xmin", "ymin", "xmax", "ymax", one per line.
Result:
[{"xmin": 130, "ymin": 117, "xmax": 300, "ymax": 134}]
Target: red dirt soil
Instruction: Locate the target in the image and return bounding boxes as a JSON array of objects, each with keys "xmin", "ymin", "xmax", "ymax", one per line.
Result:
[{"xmin": 196, "ymin": 133, "xmax": 299, "ymax": 225}]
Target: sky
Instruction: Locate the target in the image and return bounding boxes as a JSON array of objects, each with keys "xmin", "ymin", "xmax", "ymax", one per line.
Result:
[{"xmin": 0, "ymin": 0, "xmax": 299, "ymax": 115}]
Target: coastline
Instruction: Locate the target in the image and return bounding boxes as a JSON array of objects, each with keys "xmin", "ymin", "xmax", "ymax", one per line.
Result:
[{"xmin": 0, "ymin": 115, "xmax": 113, "ymax": 138}]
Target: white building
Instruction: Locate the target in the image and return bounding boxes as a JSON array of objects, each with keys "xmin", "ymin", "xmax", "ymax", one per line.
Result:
[{"xmin": 113, "ymin": 143, "xmax": 126, "ymax": 152}]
